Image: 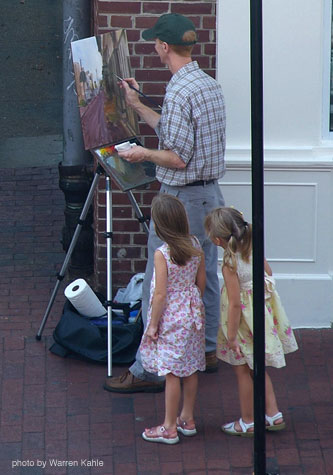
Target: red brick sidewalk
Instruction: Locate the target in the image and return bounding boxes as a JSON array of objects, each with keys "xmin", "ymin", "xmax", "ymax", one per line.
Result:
[{"xmin": 1, "ymin": 167, "xmax": 333, "ymax": 474}]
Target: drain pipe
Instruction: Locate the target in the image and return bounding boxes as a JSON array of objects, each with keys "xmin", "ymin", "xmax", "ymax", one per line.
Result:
[
  {"xmin": 62, "ymin": 0, "xmax": 91, "ymax": 167},
  {"xmin": 60, "ymin": 0, "xmax": 94, "ymax": 278}
]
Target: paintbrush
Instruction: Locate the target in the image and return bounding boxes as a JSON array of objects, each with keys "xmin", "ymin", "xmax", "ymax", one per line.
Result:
[{"xmin": 111, "ymin": 72, "xmax": 162, "ymax": 110}]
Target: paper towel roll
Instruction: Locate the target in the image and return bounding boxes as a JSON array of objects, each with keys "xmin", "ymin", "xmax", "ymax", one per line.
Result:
[{"xmin": 64, "ymin": 279, "xmax": 107, "ymax": 318}]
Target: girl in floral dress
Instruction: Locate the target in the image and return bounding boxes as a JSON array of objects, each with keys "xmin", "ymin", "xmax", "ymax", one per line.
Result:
[
  {"xmin": 204, "ymin": 207, "xmax": 298, "ymax": 437},
  {"xmin": 140, "ymin": 194, "xmax": 206, "ymax": 445}
]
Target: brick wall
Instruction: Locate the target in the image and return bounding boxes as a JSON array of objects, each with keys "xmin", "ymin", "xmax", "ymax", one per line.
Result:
[{"xmin": 93, "ymin": 0, "xmax": 217, "ymax": 295}]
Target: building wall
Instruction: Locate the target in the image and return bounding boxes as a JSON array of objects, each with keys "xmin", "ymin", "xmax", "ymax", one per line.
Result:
[
  {"xmin": 217, "ymin": 0, "xmax": 333, "ymax": 327},
  {"xmin": 93, "ymin": 1, "xmax": 217, "ymax": 293}
]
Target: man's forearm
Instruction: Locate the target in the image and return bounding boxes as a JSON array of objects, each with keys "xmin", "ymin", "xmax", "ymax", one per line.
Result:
[
  {"xmin": 145, "ymin": 148, "xmax": 186, "ymax": 169},
  {"xmin": 118, "ymin": 144, "xmax": 186, "ymax": 168},
  {"xmin": 133, "ymin": 101, "xmax": 161, "ymax": 129}
]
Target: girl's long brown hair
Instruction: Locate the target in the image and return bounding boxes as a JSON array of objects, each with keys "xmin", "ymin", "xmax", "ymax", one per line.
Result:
[
  {"xmin": 151, "ymin": 193, "xmax": 202, "ymax": 266},
  {"xmin": 204, "ymin": 207, "xmax": 252, "ymax": 271}
]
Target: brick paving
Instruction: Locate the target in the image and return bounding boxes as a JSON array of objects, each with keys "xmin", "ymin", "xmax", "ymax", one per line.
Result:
[{"xmin": 1, "ymin": 166, "xmax": 333, "ymax": 475}]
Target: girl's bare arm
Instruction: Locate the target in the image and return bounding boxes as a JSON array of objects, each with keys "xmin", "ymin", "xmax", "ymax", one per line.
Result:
[
  {"xmin": 222, "ymin": 265, "xmax": 242, "ymax": 357},
  {"xmin": 146, "ymin": 250, "xmax": 167, "ymax": 340},
  {"xmin": 264, "ymin": 258, "xmax": 272, "ymax": 276},
  {"xmin": 195, "ymin": 253, "xmax": 206, "ymax": 297}
]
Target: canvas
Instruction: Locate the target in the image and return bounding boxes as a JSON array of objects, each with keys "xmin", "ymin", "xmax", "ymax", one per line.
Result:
[
  {"xmin": 71, "ymin": 30, "xmax": 155, "ymax": 191},
  {"xmin": 71, "ymin": 29, "xmax": 139, "ymax": 150}
]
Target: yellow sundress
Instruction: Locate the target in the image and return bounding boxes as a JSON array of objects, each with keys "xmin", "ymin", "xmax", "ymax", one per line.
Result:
[{"xmin": 217, "ymin": 253, "xmax": 298, "ymax": 368}]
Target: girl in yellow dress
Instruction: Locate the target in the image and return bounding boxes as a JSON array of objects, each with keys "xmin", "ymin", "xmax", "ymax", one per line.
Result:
[{"xmin": 204, "ymin": 207, "xmax": 298, "ymax": 437}]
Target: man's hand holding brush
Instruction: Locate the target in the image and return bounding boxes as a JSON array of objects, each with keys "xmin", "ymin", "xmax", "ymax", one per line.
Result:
[{"xmin": 118, "ymin": 77, "xmax": 162, "ymax": 130}]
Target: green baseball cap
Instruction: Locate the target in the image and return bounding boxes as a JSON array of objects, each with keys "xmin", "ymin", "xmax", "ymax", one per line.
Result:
[{"xmin": 142, "ymin": 13, "xmax": 196, "ymax": 45}]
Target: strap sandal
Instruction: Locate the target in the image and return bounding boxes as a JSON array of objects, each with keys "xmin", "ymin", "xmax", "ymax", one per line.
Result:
[
  {"xmin": 265, "ymin": 412, "xmax": 286, "ymax": 431},
  {"xmin": 176, "ymin": 417, "xmax": 197, "ymax": 436},
  {"xmin": 142, "ymin": 425, "xmax": 179, "ymax": 445},
  {"xmin": 221, "ymin": 418, "xmax": 254, "ymax": 437}
]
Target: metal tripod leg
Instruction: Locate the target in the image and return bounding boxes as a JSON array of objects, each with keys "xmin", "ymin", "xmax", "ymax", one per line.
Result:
[
  {"xmin": 35, "ymin": 167, "xmax": 104, "ymax": 340},
  {"xmin": 126, "ymin": 189, "xmax": 150, "ymax": 235},
  {"xmin": 103, "ymin": 188, "xmax": 149, "ymax": 381}
]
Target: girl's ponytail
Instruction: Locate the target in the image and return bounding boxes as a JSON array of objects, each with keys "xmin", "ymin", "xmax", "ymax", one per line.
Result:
[
  {"xmin": 223, "ymin": 234, "xmax": 238, "ymax": 271},
  {"xmin": 241, "ymin": 222, "xmax": 252, "ymax": 262}
]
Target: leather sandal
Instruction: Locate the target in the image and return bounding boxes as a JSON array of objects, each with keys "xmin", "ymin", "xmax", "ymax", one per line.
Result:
[
  {"xmin": 142, "ymin": 425, "xmax": 179, "ymax": 445},
  {"xmin": 205, "ymin": 351, "xmax": 219, "ymax": 373},
  {"xmin": 176, "ymin": 417, "xmax": 197, "ymax": 436},
  {"xmin": 265, "ymin": 412, "xmax": 286, "ymax": 431},
  {"xmin": 221, "ymin": 418, "xmax": 254, "ymax": 437}
]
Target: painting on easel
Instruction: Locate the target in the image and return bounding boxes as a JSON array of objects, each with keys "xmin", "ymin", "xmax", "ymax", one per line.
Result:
[{"xmin": 71, "ymin": 30, "xmax": 139, "ymax": 150}]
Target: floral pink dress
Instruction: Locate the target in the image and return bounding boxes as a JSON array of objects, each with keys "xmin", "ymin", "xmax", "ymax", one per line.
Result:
[
  {"xmin": 140, "ymin": 242, "xmax": 205, "ymax": 377},
  {"xmin": 217, "ymin": 253, "xmax": 298, "ymax": 369}
]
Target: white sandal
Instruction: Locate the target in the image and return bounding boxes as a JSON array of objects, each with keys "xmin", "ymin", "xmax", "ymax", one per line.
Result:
[
  {"xmin": 221, "ymin": 418, "xmax": 254, "ymax": 437},
  {"xmin": 176, "ymin": 418, "xmax": 197, "ymax": 436},
  {"xmin": 142, "ymin": 425, "xmax": 180, "ymax": 444},
  {"xmin": 265, "ymin": 412, "xmax": 286, "ymax": 431}
]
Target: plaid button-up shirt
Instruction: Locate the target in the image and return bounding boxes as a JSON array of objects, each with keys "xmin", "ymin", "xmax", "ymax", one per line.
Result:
[{"xmin": 154, "ymin": 61, "xmax": 226, "ymax": 186}]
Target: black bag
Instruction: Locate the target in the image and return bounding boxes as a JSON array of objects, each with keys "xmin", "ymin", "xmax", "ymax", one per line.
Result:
[{"xmin": 49, "ymin": 299, "xmax": 143, "ymax": 365}]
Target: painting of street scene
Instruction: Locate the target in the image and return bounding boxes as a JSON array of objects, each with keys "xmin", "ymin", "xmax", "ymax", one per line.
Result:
[{"xmin": 71, "ymin": 30, "xmax": 139, "ymax": 150}]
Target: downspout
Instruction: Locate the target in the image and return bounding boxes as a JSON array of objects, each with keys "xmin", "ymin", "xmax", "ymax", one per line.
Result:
[{"xmin": 59, "ymin": 0, "xmax": 94, "ymax": 277}]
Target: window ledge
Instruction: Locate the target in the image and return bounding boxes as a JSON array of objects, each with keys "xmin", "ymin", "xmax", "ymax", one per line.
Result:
[{"xmin": 225, "ymin": 145, "xmax": 333, "ymax": 169}]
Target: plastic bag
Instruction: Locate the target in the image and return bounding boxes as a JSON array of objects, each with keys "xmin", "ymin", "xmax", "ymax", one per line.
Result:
[{"xmin": 114, "ymin": 273, "xmax": 145, "ymax": 305}]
